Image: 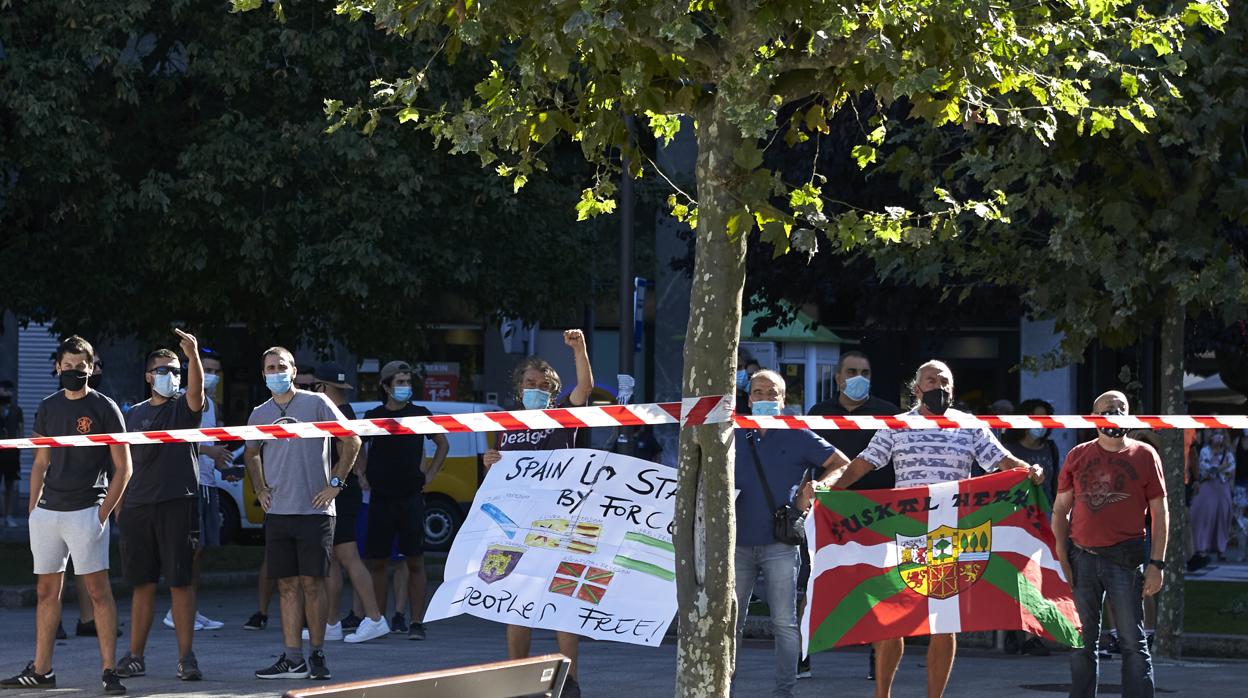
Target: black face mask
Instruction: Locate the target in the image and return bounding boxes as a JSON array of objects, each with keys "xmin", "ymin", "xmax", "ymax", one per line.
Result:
[
  {"xmin": 1097, "ymin": 411, "xmax": 1127, "ymax": 438},
  {"xmin": 60, "ymin": 370, "xmax": 89, "ymax": 392},
  {"xmin": 921, "ymin": 388, "xmax": 952, "ymax": 415}
]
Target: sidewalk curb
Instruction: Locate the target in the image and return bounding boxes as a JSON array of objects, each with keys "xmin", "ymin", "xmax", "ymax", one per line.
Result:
[{"xmin": 0, "ymin": 566, "xmax": 446, "ymax": 610}]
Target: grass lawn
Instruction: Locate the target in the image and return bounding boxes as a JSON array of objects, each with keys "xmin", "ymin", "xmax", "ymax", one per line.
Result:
[
  {"xmin": 0, "ymin": 541, "xmax": 263, "ymax": 587},
  {"xmin": 1184, "ymin": 580, "xmax": 1248, "ymax": 635}
]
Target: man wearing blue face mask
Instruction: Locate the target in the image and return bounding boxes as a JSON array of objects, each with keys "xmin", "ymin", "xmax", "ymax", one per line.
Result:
[
  {"xmin": 732, "ymin": 369, "xmax": 849, "ymax": 698},
  {"xmin": 807, "ymin": 351, "xmax": 899, "ymax": 678},
  {"xmin": 360, "ymin": 360, "xmax": 449, "ymax": 642},
  {"xmin": 117, "ymin": 330, "xmax": 206, "ymax": 682},
  {"xmin": 244, "ymin": 347, "xmax": 360, "ymax": 682}
]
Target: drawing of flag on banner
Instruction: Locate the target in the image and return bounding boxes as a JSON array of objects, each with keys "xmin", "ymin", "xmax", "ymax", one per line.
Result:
[{"xmin": 802, "ymin": 469, "xmax": 1082, "ymax": 652}]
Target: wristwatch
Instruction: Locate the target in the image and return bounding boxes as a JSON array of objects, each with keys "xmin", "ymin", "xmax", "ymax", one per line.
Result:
[
  {"xmin": 1148, "ymin": 558, "xmax": 1167, "ymax": 571},
  {"xmin": 329, "ymin": 476, "xmax": 345, "ymax": 489}
]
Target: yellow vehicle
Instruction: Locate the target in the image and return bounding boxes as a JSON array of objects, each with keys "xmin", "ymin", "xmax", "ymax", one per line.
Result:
[{"xmin": 218, "ymin": 400, "xmax": 499, "ymax": 551}]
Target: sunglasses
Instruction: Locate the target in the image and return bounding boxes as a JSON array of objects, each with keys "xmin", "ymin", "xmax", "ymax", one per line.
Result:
[{"xmin": 148, "ymin": 366, "xmax": 182, "ymax": 376}]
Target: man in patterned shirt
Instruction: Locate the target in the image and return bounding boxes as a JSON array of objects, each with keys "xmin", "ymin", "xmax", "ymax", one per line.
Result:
[{"xmin": 818, "ymin": 360, "xmax": 1044, "ymax": 698}]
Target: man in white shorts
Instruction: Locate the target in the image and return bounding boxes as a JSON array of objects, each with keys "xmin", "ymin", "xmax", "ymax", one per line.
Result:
[{"xmin": 1, "ymin": 335, "xmax": 132, "ymax": 694}]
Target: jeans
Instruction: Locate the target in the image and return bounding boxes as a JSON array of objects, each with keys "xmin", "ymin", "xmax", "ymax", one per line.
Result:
[
  {"xmin": 1069, "ymin": 546, "xmax": 1154, "ymax": 698},
  {"xmin": 734, "ymin": 543, "xmax": 799, "ymax": 698}
]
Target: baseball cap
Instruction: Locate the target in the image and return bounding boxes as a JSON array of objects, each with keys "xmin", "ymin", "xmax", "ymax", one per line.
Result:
[
  {"xmin": 313, "ymin": 361, "xmax": 354, "ymax": 390},
  {"xmin": 379, "ymin": 360, "xmax": 413, "ymax": 385}
]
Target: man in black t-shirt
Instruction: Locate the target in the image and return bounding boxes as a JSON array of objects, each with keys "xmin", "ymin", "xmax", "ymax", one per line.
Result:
[
  {"xmin": 805, "ymin": 350, "xmax": 899, "ymax": 681},
  {"xmin": 360, "ymin": 361, "xmax": 448, "ymax": 641},
  {"xmin": 808, "ymin": 351, "xmax": 899, "ymax": 488},
  {"xmin": 2, "ymin": 336, "xmax": 132, "ymax": 695},
  {"xmin": 116, "ymin": 331, "xmax": 205, "ymax": 682}
]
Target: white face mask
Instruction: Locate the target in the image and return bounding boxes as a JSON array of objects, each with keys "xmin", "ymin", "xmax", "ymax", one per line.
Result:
[
  {"xmin": 152, "ymin": 371, "xmax": 181, "ymax": 398},
  {"xmin": 202, "ymin": 373, "xmax": 221, "ymax": 393}
]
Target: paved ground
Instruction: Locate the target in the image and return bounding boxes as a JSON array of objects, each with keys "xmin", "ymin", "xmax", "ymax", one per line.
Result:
[{"xmin": 1, "ymin": 588, "xmax": 1246, "ymax": 697}]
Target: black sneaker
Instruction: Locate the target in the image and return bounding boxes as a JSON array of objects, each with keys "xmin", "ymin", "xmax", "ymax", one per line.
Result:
[
  {"xmin": 243, "ymin": 612, "xmax": 268, "ymax": 631},
  {"xmin": 408, "ymin": 622, "xmax": 426, "ymax": 641},
  {"xmin": 389, "ymin": 612, "xmax": 408, "ymax": 634},
  {"xmin": 562, "ymin": 675, "xmax": 582, "ymax": 698},
  {"xmin": 1, "ymin": 662, "xmax": 56, "ymax": 689},
  {"xmin": 308, "ymin": 651, "xmax": 330, "ymax": 681},
  {"xmin": 177, "ymin": 653, "xmax": 202, "ymax": 681},
  {"xmin": 1004, "ymin": 630, "xmax": 1021, "ymax": 655},
  {"xmin": 256, "ymin": 654, "xmax": 309, "ymax": 680},
  {"xmin": 340, "ymin": 611, "xmax": 362, "ymax": 631},
  {"xmin": 102, "ymin": 669, "xmax": 126, "ymax": 695},
  {"xmin": 55, "ymin": 622, "xmax": 67, "ymax": 641},
  {"xmin": 797, "ymin": 655, "xmax": 811, "ymax": 679},
  {"xmin": 115, "ymin": 654, "xmax": 145, "ymax": 678},
  {"xmin": 76, "ymin": 620, "xmax": 122, "ymax": 638}
]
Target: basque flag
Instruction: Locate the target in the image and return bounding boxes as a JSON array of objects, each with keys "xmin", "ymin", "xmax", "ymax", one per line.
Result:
[{"xmin": 802, "ymin": 469, "xmax": 1082, "ymax": 652}]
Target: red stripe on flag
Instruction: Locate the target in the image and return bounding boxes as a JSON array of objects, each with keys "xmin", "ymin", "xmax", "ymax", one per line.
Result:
[
  {"xmin": 957, "ymin": 569, "xmax": 1033, "ymax": 634},
  {"xmin": 879, "ymin": 415, "xmax": 910, "ymax": 430},
  {"xmin": 735, "ymin": 416, "xmax": 760, "ymax": 430},
  {"xmin": 659, "ymin": 403, "xmax": 682, "ymax": 421},
  {"xmin": 144, "ymin": 431, "xmax": 182, "ymax": 443},
  {"xmin": 86, "ymin": 434, "xmax": 122, "ymax": 445},
  {"xmin": 828, "ymin": 415, "xmax": 861, "ymax": 430},
  {"xmin": 807, "ymin": 561, "xmax": 930, "ymax": 646},
  {"xmin": 430, "ymin": 415, "xmax": 474, "ymax": 432}
]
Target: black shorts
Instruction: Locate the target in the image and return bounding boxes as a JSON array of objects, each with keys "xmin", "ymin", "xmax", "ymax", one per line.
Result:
[
  {"xmin": 333, "ymin": 485, "xmax": 363, "ymax": 546},
  {"xmin": 265, "ymin": 514, "xmax": 334, "ymax": 579},
  {"xmin": 120, "ymin": 498, "xmax": 199, "ymax": 587},
  {"xmin": 0, "ymin": 452, "xmax": 19, "ymax": 483},
  {"xmin": 364, "ymin": 494, "xmax": 424, "ymax": 560}
]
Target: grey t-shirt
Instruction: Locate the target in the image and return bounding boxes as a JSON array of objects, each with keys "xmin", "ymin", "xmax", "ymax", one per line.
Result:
[
  {"xmin": 246, "ymin": 390, "xmax": 344, "ymax": 517},
  {"xmin": 124, "ymin": 393, "xmax": 203, "ymax": 506}
]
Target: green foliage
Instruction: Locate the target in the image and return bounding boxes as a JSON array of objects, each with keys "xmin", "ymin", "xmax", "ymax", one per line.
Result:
[
  {"xmin": 278, "ymin": 0, "xmax": 1227, "ymax": 263},
  {"xmin": 857, "ymin": 5, "xmax": 1247, "ymax": 367},
  {"xmin": 0, "ymin": 0, "xmax": 601, "ymax": 355}
]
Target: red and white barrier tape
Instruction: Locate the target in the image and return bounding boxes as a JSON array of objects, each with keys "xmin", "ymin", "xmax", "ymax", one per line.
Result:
[{"xmin": 0, "ymin": 395, "xmax": 1244, "ymax": 450}]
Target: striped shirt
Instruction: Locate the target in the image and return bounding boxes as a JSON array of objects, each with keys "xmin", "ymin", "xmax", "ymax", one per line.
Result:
[{"xmin": 858, "ymin": 408, "xmax": 1010, "ymax": 486}]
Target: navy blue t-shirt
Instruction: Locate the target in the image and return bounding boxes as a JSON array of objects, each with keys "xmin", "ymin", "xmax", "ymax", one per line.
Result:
[{"xmin": 733, "ymin": 428, "xmax": 839, "ymax": 547}]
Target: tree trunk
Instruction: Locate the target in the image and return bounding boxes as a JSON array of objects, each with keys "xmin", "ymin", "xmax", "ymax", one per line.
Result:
[
  {"xmin": 673, "ymin": 100, "xmax": 748, "ymax": 697},
  {"xmin": 1153, "ymin": 290, "xmax": 1186, "ymax": 658}
]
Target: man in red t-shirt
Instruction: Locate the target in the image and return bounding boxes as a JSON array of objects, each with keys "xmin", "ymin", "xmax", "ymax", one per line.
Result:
[{"xmin": 1052, "ymin": 390, "xmax": 1167, "ymax": 698}]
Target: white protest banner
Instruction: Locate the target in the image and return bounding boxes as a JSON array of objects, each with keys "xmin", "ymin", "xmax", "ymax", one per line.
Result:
[{"xmin": 426, "ymin": 449, "xmax": 677, "ymax": 646}]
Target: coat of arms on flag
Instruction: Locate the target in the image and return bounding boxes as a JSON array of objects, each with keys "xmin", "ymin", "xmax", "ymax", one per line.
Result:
[
  {"xmin": 802, "ymin": 469, "xmax": 1082, "ymax": 653},
  {"xmin": 896, "ymin": 521, "xmax": 991, "ymax": 599}
]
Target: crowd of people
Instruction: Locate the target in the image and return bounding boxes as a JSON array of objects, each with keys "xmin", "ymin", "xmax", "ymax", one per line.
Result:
[{"xmin": 0, "ymin": 331, "xmax": 1238, "ymax": 698}]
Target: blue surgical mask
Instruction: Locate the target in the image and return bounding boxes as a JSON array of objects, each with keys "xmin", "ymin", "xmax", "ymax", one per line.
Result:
[
  {"xmin": 265, "ymin": 371, "xmax": 293, "ymax": 395},
  {"xmin": 152, "ymin": 372, "xmax": 180, "ymax": 398},
  {"xmin": 392, "ymin": 385, "xmax": 413, "ymax": 402},
  {"xmin": 842, "ymin": 375, "xmax": 870, "ymax": 402},
  {"xmin": 1027, "ymin": 427, "xmax": 1048, "ymax": 441},
  {"xmin": 522, "ymin": 388, "xmax": 552, "ymax": 410},
  {"xmin": 202, "ymin": 373, "xmax": 221, "ymax": 393},
  {"xmin": 750, "ymin": 400, "xmax": 782, "ymax": 417},
  {"xmin": 735, "ymin": 370, "xmax": 749, "ymax": 391}
]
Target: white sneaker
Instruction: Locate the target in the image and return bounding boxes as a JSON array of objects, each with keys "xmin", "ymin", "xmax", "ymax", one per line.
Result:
[
  {"xmin": 301, "ymin": 623, "xmax": 344, "ymax": 641},
  {"xmin": 344, "ymin": 616, "xmax": 390, "ymax": 644},
  {"xmin": 164, "ymin": 610, "xmax": 205, "ymax": 631},
  {"xmin": 195, "ymin": 612, "xmax": 224, "ymax": 630}
]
